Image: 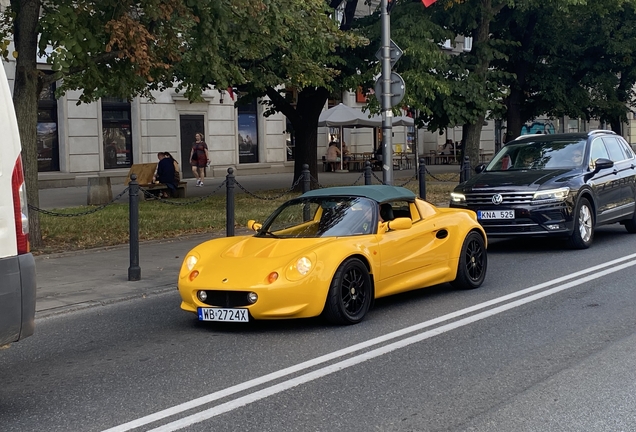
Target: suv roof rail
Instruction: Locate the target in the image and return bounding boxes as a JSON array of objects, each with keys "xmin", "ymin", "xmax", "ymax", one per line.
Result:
[
  {"xmin": 514, "ymin": 134, "xmax": 544, "ymax": 140},
  {"xmin": 588, "ymin": 129, "xmax": 616, "ymax": 136}
]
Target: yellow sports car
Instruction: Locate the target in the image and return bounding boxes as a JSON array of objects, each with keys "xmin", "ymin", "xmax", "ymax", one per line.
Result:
[{"xmin": 178, "ymin": 185, "xmax": 487, "ymax": 325}]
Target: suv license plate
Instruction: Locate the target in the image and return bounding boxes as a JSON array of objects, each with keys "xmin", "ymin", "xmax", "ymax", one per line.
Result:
[
  {"xmin": 478, "ymin": 210, "xmax": 514, "ymax": 220},
  {"xmin": 198, "ymin": 307, "xmax": 249, "ymax": 322}
]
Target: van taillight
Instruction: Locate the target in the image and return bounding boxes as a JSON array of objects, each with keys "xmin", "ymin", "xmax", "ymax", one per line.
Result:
[{"xmin": 12, "ymin": 155, "xmax": 29, "ymax": 254}]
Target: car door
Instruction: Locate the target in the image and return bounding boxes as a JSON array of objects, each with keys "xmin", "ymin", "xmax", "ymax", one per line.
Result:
[
  {"xmin": 375, "ymin": 201, "xmax": 446, "ymax": 298},
  {"xmin": 601, "ymin": 136, "xmax": 634, "ymax": 220},
  {"xmin": 615, "ymin": 138, "xmax": 636, "ymax": 214},
  {"xmin": 588, "ymin": 137, "xmax": 621, "ymax": 223}
]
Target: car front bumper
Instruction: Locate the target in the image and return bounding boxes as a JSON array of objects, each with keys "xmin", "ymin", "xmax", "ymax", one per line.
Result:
[{"xmin": 450, "ymin": 202, "xmax": 575, "ymax": 237}]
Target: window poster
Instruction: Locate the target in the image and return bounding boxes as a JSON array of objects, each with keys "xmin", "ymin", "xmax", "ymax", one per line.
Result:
[
  {"xmin": 37, "ymin": 121, "xmax": 59, "ymax": 172},
  {"xmin": 103, "ymin": 123, "xmax": 133, "ymax": 169},
  {"xmin": 238, "ymin": 112, "xmax": 258, "ymax": 164}
]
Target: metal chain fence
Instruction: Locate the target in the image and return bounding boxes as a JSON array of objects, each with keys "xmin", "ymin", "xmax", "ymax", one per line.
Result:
[
  {"xmin": 28, "ymin": 187, "xmax": 131, "ymax": 217},
  {"xmin": 234, "ymin": 175, "xmax": 303, "ymax": 200}
]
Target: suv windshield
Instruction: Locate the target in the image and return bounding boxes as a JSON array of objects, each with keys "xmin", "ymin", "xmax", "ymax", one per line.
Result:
[
  {"xmin": 255, "ymin": 196, "xmax": 378, "ymax": 238},
  {"xmin": 486, "ymin": 138, "xmax": 586, "ymax": 171}
]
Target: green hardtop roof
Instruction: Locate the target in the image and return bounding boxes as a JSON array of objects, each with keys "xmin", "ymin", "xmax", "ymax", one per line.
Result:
[{"xmin": 301, "ymin": 185, "xmax": 416, "ymax": 202}]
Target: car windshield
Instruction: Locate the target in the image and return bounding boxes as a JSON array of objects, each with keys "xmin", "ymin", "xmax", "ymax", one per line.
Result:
[
  {"xmin": 486, "ymin": 138, "xmax": 586, "ymax": 171},
  {"xmin": 255, "ymin": 196, "xmax": 378, "ymax": 238}
]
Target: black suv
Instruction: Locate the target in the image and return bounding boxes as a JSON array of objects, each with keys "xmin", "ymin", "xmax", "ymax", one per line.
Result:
[{"xmin": 450, "ymin": 130, "xmax": 636, "ymax": 248}]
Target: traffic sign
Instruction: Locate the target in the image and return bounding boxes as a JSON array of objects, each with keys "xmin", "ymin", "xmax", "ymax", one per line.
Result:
[
  {"xmin": 374, "ymin": 72, "xmax": 406, "ymax": 107},
  {"xmin": 375, "ymin": 40, "xmax": 403, "ymax": 69}
]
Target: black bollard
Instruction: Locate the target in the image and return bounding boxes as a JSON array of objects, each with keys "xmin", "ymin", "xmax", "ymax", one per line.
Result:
[
  {"xmin": 364, "ymin": 161, "xmax": 372, "ymax": 185},
  {"xmin": 418, "ymin": 158, "xmax": 426, "ymax": 200},
  {"xmin": 461, "ymin": 156, "xmax": 471, "ymax": 183},
  {"xmin": 302, "ymin": 164, "xmax": 310, "ymax": 193},
  {"xmin": 226, "ymin": 168, "xmax": 235, "ymax": 237},
  {"xmin": 128, "ymin": 174, "xmax": 141, "ymax": 281}
]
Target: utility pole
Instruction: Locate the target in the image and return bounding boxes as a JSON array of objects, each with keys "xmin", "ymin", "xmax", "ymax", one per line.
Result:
[{"xmin": 380, "ymin": 0, "xmax": 393, "ymax": 185}]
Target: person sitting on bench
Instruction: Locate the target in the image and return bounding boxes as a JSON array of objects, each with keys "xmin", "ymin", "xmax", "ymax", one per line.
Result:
[{"xmin": 154, "ymin": 152, "xmax": 178, "ymax": 198}]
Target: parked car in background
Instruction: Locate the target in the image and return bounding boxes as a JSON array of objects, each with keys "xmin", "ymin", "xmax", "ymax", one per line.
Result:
[
  {"xmin": 179, "ymin": 185, "xmax": 487, "ymax": 325},
  {"xmin": 450, "ymin": 131, "xmax": 636, "ymax": 248}
]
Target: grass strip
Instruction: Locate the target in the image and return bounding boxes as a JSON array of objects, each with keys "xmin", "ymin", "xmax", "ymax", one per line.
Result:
[{"xmin": 36, "ymin": 181, "xmax": 457, "ymax": 254}]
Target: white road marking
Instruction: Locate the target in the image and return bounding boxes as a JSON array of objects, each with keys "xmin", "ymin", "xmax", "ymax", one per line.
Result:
[{"xmin": 103, "ymin": 253, "xmax": 636, "ymax": 432}]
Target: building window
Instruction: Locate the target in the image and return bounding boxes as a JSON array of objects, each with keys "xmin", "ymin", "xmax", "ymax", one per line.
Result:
[
  {"xmin": 37, "ymin": 77, "xmax": 59, "ymax": 172},
  {"xmin": 102, "ymin": 97, "xmax": 133, "ymax": 169},
  {"xmin": 238, "ymin": 100, "xmax": 259, "ymax": 164},
  {"xmin": 463, "ymin": 36, "xmax": 473, "ymax": 52},
  {"xmin": 441, "ymin": 39, "xmax": 453, "ymax": 50},
  {"xmin": 568, "ymin": 119, "xmax": 579, "ymax": 133}
]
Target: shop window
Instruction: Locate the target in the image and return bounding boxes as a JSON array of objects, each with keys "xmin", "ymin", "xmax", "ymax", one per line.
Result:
[
  {"xmin": 37, "ymin": 77, "xmax": 59, "ymax": 172},
  {"xmin": 238, "ymin": 100, "xmax": 259, "ymax": 164},
  {"xmin": 102, "ymin": 97, "xmax": 133, "ymax": 169}
]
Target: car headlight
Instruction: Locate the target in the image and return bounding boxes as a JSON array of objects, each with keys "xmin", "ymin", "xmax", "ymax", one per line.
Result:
[
  {"xmin": 532, "ymin": 187, "xmax": 570, "ymax": 204},
  {"xmin": 185, "ymin": 255, "xmax": 199, "ymax": 271},
  {"xmin": 450, "ymin": 192, "xmax": 466, "ymax": 204},
  {"xmin": 296, "ymin": 257, "xmax": 312, "ymax": 275}
]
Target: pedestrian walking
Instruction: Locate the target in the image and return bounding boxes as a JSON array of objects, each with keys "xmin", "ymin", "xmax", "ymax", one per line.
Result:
[{"xmin": 190, "ymin": 132, "xmax": 209, "ymax": 186}]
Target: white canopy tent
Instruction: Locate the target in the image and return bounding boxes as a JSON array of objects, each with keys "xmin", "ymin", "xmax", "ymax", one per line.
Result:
[
  {"xmin": 317, "ymin": 103, "xmax": 414, "ymax": 128},
  {"xmin": 318, "ymin": 103, "xmax": 414, "ymax": 171}
]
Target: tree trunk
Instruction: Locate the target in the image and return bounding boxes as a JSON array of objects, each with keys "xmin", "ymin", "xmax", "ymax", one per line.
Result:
[
  {"xmin": 462, "ymin": 0, "xmax": 494, "ymax": 169},
  {"xmin": 464, "ymin": 114, "xmax": 486, "ymax": 169},
  {"xmin": 290, "ymin": 87, "xmax": 329, "ymax": 191},
  {"xmin": 12, "ymin": 0, "xmax": 42, "ymax": 248},
  {"xmin": 505, "ymin": 85, "xmax": 526, "ymax": 141}
]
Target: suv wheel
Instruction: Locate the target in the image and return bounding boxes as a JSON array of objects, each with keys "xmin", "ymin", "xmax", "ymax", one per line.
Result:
[
  {"xmin": 567, "ymin": 198, "xmax": 594, "ymax": 249},
  {"xmin": 623, "ymin": 209, "xmax": 636, "ymax": 233}
]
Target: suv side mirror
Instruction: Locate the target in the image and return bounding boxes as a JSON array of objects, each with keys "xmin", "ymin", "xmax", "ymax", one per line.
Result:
[
  {"xmin": 475, "ymin": 164, "xmax": 486, "ymax": 174},
  {"xmin": 593, "ymin": 158, "xmax": 614, "ymax": 172}
]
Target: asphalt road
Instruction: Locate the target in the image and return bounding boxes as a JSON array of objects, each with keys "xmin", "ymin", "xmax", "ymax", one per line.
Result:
[{"xmin": 1, "ymin": 225, "xmax": 635, "ymax": 432}]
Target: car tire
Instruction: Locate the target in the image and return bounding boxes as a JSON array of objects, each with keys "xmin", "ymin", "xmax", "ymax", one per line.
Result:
[
  {"xmin": 323, "ymin": 258, "xmax": 372, "ymax": 325},
  {"xmin": 623, "ymin": 209, "xmax": 636, "ymax": 233},
  {"xmin": 567, "ymin": 197, "xmax": 594, "ymax": 249},
  {"xmin": 451, "ymin": 231, "xmax": 487, "ymax": 290}
]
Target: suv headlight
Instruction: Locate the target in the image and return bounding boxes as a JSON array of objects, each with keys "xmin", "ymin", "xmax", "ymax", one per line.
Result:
[
  {"xmin": 532, "ymin": 187, "xmax": 570, "ymax": 204},
  {"xmin": 450, "ymin": 192, "xmax": 466, "ymax": 204}
]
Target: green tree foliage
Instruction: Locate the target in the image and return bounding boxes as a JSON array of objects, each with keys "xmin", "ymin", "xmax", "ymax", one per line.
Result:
[
  {"xmin": 176, "ymin": 0, "xmax": 366, "ymax": 186},
  {"xmin": 491, "ymin": 0, "xmax": 636, "ymax": 138},
  {"xmin": 0, "ymin": 0, "xmax": 358, "ymax": 244}
]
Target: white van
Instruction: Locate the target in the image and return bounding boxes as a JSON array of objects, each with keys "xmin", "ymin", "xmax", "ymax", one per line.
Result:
[{"xmin": 0, "ymin": 59, "xmax": 36, "ymax": 347}]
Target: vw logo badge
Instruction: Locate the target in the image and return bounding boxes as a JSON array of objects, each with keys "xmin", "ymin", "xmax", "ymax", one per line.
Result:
[{"xmin": 491, "ymin": 194, "xmax": 503, "ymax": 205}]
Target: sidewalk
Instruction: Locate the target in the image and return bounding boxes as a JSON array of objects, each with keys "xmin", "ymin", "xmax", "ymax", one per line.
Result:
[{"xmin": 34, "ymin": 165, "xmax": 460, "ymax": 318}]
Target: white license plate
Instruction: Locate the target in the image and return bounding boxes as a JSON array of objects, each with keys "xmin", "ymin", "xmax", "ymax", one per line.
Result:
[
  {"xmin": 477, "ymin": 210, "xmax": 514, "ymax": 220},
  {"xmin": 198, "ymin": 307, "xmax": 249, "ymax": 322}
]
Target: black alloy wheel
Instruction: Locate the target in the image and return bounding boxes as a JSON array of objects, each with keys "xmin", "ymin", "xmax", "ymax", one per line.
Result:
[
  {"xmin": 451, "ymin": 231, "xmax": 487, "ymax": 290},
  {"xmin": 323, "ymin": 258, "xmax": 372, "ymax": 325}
]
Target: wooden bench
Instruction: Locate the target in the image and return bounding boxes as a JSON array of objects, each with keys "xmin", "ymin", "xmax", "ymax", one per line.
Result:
[{"xmin": 125, "ymin": 163, "xmax": 187, "ymax": 198}]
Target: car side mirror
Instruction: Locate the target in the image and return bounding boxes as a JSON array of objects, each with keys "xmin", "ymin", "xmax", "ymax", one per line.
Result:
[
  {"xmin": 386, "ymin": 217, "xmax": 412, "ymax": 231},
  {"xmin": 247, "ymin": 220, "xmax": 262, "ymax": 231},
  {"xmin": 475, "ymin": 164, "xmax": 486, "ymax": 174},
  {"xmin": 593, "ymin": 158, "xmax": 614, "ymax": 172}
]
